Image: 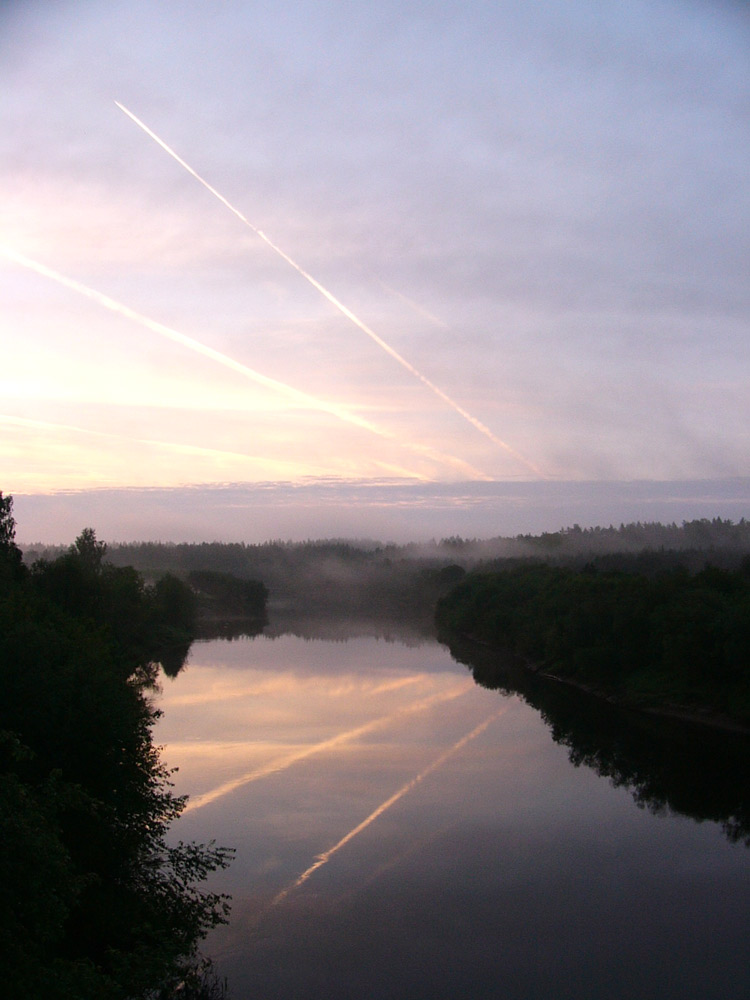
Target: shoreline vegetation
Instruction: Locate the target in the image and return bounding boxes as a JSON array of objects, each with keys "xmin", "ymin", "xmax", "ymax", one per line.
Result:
[
  {"xmin": 0, "ymin": 494, "xmax": 233, "ymax": 1000},
  {"xmin": 23, "ymin": 516, "xmax": 750, "ymax": 731},
  {"xmin": 435, "ymin": 562, "xmax": 750, "ymax": 733},
  {"xmin": 187, "ymin": 570, "xmax": 268, "ymax": 641}
]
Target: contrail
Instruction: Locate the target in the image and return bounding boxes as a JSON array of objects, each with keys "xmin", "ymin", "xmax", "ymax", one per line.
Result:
[
  {"xmin": 182, "ymin": 682, "xmax": 473, "ymax": 814},
  {"xmin": 272, "ymin": 708, "xmax": 504, "ymax": 905},
  {"xmin": 0, "ymin": 245, "xmax": 485, "ymax": 480},
  {"xmin": 115, "ymin": 102, "xmax": 543, "ymax": 478}
]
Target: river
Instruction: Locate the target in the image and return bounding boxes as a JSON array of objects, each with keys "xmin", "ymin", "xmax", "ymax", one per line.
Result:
[{"xmin": 155, "ymin": 621, "xmax": 750, "ymax": 1000}]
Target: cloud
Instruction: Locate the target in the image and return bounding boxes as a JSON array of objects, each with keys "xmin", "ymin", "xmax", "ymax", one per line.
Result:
[
  {"xmin": 1, "ymin": 1, "xmax": 748, "ymax": 500},
  {"xmin": 11, "ymin": 478, "xmax": 750, "ymax": 545}
]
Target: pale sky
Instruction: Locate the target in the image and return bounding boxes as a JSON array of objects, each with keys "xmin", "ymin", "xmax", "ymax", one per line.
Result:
[{"xmin": 2, "ymin": 0, "xmax": 749, "ymax": 540}]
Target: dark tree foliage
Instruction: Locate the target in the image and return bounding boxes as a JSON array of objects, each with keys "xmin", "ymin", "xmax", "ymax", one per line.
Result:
[
  {"xmin": 0, "ymin": 502, "xmax": 231, "ymax": 1000},
  {"xmin": 0, "ymin": 491, "xmax": 25, "ymax": 584},
  {"xmin": 188, "ymin": 570, "xmax": 267, "ymax": 626},
  {"xmin": 436, "ymin": 562, "xmax": 750, "ymax": 725},
  {"xmin": 73, "ymin": 517, "xmax": 750, "ymax": 633},
  {"xmin": 99, "ymin": 540, "xmax": 469, "ymax": 629}
]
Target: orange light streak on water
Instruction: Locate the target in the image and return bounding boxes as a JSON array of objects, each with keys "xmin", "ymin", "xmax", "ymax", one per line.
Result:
[{"xmin": 182, "ymin": 682, "xmax": 473, "ymax": 814}]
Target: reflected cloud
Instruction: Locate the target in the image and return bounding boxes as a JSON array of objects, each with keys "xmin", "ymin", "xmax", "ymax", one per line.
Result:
[
  {"xmin": 272, "ymin": 708, "xmax": 506, "ymax": 904},
  {"xmin": 335, "ymin": 825, "xmax": 449, "ymax": 907},
  {"xmin": 162, "ymin": 670, "xmax": 429, "ymax": 708},
  {"xmin": 182, "ymin": 682, "xmax": 472, "ymax": 813},
  {"xmin": 368, "ymin": 675, "xmax": 426, "ymax": 695}
]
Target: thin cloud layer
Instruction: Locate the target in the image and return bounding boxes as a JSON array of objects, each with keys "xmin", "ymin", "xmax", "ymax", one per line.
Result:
[
  {"xmin": 2, "ymin": 0, "xmax": 749, "ymax": 533},
  {"xmin": 13, "ymin": 478, "xmax": 750, "ymax": 545}
]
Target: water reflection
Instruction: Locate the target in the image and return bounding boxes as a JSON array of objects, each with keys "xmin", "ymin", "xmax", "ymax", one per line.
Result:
[
  {"xmin": 182, "ymin": 683, "xmax": 473, "ymax": 814},
  {"xmin": 197, "ymin": 616, "xmax": 266, "ymax": 642},
  {"xmin": 156, "ymin": 633, "xmax": 479, "ymax": 819},
  {"xmin": 272, "ymin": 707, "xmax": 506, "ymax": 906},
  {"xmin": 156, "ymin": 626, "xmax": 750, "ymax": 1000},
  {"xmin": 158, "ymin": 638, "xmax": 193, "ymax": 678},
  {"xmin": 443, "ymin": 635, "xmax": 750, "ymax": 846},
  {"xmin": 264, "ymin": 610, "xmax": 434, "ymax": 646}
]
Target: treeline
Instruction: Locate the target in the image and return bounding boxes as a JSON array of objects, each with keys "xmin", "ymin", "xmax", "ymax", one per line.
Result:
[
  {"xmin": 22, "ymin": 518, "xmax": 750, "ymax": 625},
  {"xmin": 436, "ymin": 562, "xmax": 750, "ymax": 727},
  {"xmin": 0, "ymin": 495, "xmax": 231, "ymax": 999},
  {"xmin": 514, "ymin": 516, "xmax": 750, "ymax": 556},
  {"xmin": 76, "ymin": 516, "xmax": 750, "ymax": 569}
]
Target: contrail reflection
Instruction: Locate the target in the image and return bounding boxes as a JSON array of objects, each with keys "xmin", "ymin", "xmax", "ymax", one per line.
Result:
[
  {"xmin": 182, "ymin": 682, "xmax": 473, "ymax": 813},
  {"xmin": 272, "ymin": 708, "xmax": 504, "ymax": 905},
  {"xmin": 0, "ymin": 245, "xmax": 483, "ymax": 480},
  {"xmin": 116, "ymin": 103, "xmax": 543, "ymax": 477}
]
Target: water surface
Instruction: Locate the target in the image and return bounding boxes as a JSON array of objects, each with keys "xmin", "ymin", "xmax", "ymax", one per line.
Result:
[{"xmin": 156, "ymin": 628, "xmax": 750, "ymax": 1000}]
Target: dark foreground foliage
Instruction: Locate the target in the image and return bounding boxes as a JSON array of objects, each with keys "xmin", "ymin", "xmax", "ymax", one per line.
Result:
[
  {"xmin": 436, "ymin": 561, "xmax": 750, "ymax": 726},
  {"xmin": 0, "ymin": 494, "xmax": 232, "ymax": 999}
]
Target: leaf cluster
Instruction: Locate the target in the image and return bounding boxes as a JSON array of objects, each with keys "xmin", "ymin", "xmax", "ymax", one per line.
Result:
[{"xmin": 0, "ymin": 494, "xmax": 231, "ymax": 999}]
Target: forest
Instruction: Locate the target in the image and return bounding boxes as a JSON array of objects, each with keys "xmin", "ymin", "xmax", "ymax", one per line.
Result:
[
  {"xmin": 436, "ymin": 561, "xmax": 750, "ymax": 728},
  {"xmin": 25, "ymin": 515, "xmax": 750, "ymax": 630},
  {"xmin": 0, "ymin": 494, "xmax": 232, "ymax": 1000}
]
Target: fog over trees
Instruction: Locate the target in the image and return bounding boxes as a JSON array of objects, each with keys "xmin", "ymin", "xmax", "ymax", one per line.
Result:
[{"xmin": 27, "ymin": 516, "xmax": 747, "ymax": 626}]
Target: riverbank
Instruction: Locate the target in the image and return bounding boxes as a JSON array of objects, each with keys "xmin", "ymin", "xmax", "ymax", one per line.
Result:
[
  {"xmin": 435, "ymin": 563, "xmax": 750, "ymax": 733},
  {"xmin": 446, "ymin": 630, "xmax": 749, "ymax": 736}
]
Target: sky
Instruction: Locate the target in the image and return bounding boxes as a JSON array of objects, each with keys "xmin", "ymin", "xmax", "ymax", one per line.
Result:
[{"xmin": 2, "ymin": 0, "xmax": 749, "ymax": 542}]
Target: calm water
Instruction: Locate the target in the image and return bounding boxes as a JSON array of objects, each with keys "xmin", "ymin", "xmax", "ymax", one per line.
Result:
[{"xmin": 155, "ymin": 626, "xmax": 750, "ymax": 1000}]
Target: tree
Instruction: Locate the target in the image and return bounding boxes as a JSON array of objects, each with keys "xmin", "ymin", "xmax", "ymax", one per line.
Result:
[
  {"xmin": 72, "ymin": 527, "xmax": 107, "ymax": 574},
  {"xmin": 0, "ymin": 491, "xmax": 25, "ymax": 584},
  {"xmin": 0, "ymin": 491, "xmax": 15, "ymax": 545},
  {"xmin": 0, "ymin": 496, "xmax": 232, "ymax": 998}
]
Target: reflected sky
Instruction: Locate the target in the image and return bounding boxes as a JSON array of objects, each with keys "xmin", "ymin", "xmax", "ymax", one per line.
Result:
[{"xmin": 155, "ymin": 634, "xmax": 750, "ymax": 1000}]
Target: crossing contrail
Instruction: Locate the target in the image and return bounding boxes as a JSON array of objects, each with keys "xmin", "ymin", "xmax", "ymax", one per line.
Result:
[
  {"xmin": 0, "ymin": 245, "xmax": 486, "ymax": 480},
  {"xmin": 182, "ymin": 682, "xmax": 472, "ymax": 814},
  {"xmin": 272, "ymin": 707, "xmax": 504, "ymax": 905},
  {"xmin": 115, "ymin": 102, "xmax": 544, "ymax": 478}
]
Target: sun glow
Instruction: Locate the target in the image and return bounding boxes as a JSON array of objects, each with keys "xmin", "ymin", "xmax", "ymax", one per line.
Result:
[
  {"xmin": 116, "ymin": 102, "xmax": 543, "ymax": 478},
  {"xmin": 0, "ymin": 244, "xmax": 488, "ymax": 482}
]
